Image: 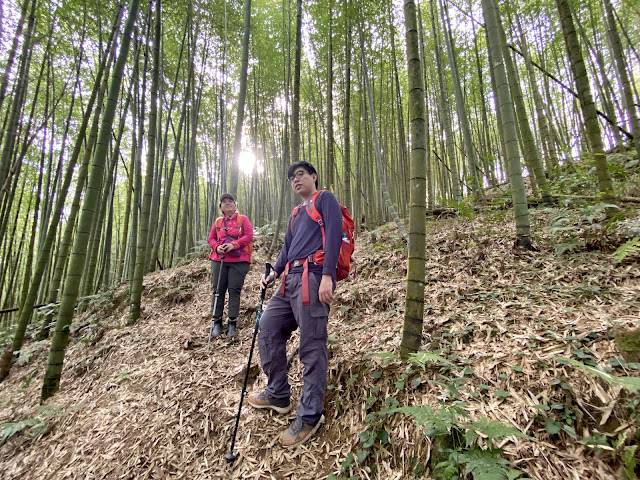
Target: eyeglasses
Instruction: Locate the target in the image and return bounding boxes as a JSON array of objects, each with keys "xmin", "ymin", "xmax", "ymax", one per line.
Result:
[{"xmin": 288, "ymin": 170, "xmax": 307, "ymax": 183}]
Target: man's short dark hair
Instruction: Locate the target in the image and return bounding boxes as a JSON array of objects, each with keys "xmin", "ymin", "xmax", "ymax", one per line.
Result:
[{"xmin": 288, "ymin": 161, "xmax": 318, "ymax": 188}]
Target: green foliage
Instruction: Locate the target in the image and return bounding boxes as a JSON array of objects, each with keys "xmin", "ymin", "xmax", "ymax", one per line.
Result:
[
  {"xmin": 581, "ymin": 431, "xmax": 637, "ymax": 479},
  {"xmin": 79, "ymin": 291, "xmax": 117, "ymax": 317},
  {"xmin": 544, "ymin": 418, "xmax": 577, "ymax": 439},
  {"xmin": 550, "ymin": 159, "xmax": 599, "ymax": 195},
  {"xmin": 149, "ymin": 282, "xmax": 193, "ymax": 304},
  {"xmin": 1, "ymin": 419, "xmax": 43, "ymax": 444},
  {"xmin": 615, "ymin": 329, "xmax": 640, "ymax": 365},
  {"xmin": 255, "ymin": 221, "xmax": 279, "ymax": 236},
  {"xmin": 21, "ymin": 370, "xmax": 38, "ymax": 390},
  {"xmin": 447, "ymin": 449, "xmax": 511, "ymax": 480},
  {"xmin": 408, "ymin": 351, "xmax": 458, "ymax": 369},
  {"xmin": 366, "ymin": 351, "xmax": 400, "ymax": 366},
  {"xmin": 579, "ymin": 202, "xmax": 619, "ymax": 223},
  {"xmin": 392, "ymin": 404, "xmax": 532, "ymax": 479},
  {"xmin": 394, "ymin": 404, "xmax": 462, "ymax": 436},
  {"xmin": 494, "ymin": 390, "xmax": 509, "ymax": 399},
  {"xmin": 36, "ymin": 302, "xmax": 60, "ymax": 318},
  {"xmin": 394, "ymin": 405, "xmax": 531, "ymax": 445},
  {"xmin": 344, "ymin": 383, "xmax": 392, "ymax": 476},
  {"xmin": 617, "ymin": 221, "xmax": 640, "ymax": 237},
  {"xmin": 346, "ymin": 374, "xmax": 359, "ymax": 390},
  {"xmin": 0, "ymin": 403, "xmax": 87, "ymax": 446},
  {"xmin": 15, "ymin": 340, "xmax": 48, "ymax": 366},
  {"xmin": 440, "ymin": 198, "xmax": 475, "ymax": 219},
  {"xmin": 614, "ymin": 237, "xmax": 640, "ymax": 261},
  {"xmin": 556, "ymin": 357, "xmax": 640, "ymax": 393},
  {"xmin": 173, "ymin": 242, "xmax": 210, "ymax": 267},
  {"xmin": 533, "ymin": 202, "xmax": 624, "ymax": 255},
  {"xmin": 329, "ymin": 344, "xmax": 541, "ymax": 479},
  {"xmin": 621, "ymin": 445, "xmax": 637, "ymax": 480}
]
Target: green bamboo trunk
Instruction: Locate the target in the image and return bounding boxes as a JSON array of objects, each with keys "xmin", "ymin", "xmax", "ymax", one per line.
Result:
[
  {"xmin": 41, "ymin": 0, "xmax": 142, "ymax": 401},
  {"xmin": 401, "ymin": 0, "xmax": 427, "ymax": 359},
  {"xmin": 555, "ymin": 0, "xmax": 613, "ymax": 195},
  {"xmin": 483, "ymin": 0, "xmax": 532, "ymax": 249}
]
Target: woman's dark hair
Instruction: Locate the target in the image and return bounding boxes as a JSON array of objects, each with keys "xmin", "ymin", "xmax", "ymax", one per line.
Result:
[
  {"xmin": 287, "ymin": 161, "xmax": 318, "ymax": 188},
  {"xmin": 219, "ymin": 192, "xmax": 236, "ymax": 207}
]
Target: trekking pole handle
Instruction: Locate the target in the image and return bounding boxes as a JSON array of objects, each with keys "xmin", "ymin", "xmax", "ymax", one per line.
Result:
[{"xmin": 261, "ymin": 263, "xmax": 273, "ymax": 294}]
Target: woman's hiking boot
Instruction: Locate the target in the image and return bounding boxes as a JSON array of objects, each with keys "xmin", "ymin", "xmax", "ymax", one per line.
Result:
[
  {"xmin": 212, "ymin": 319, "xmax": 223, "ymax": 337},
  {"xmin": 227, "ymin": 320, "xmax": 237, "ymax": 338}
]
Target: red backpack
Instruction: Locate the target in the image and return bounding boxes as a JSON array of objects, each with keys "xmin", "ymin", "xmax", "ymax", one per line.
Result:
[
  {"xmin": 282, "ymin": 190, "xmax": 355, "ymax": 305},
  {"xmin": 308, "ymin": 190, "xmax": 354, "ymax": 280},
  {"xmin": 290, "ymin": 190, "xmax": 355, "ymax": 280}
]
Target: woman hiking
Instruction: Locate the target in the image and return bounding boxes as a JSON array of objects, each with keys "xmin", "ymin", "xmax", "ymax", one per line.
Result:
[{"xmin": 207, "ymin": 193, "xmax": 253, "ymax": 338}]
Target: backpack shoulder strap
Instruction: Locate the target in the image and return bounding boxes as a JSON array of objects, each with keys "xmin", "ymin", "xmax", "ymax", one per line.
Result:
[
  {"xmin": 306, "ymin": 190, "xmax": 327, "ymax": 251},
  {"xmin": 289, "ymin": 205, "xmax": 299, "ymax": 230},
  {"xmin": 215, "ymin": 217, "xmax": 224, "ymax": 230},
  {"xmin": 291, "ymin": 190, "xmax": 325, "ymax": 229},
  {"xmin": 306, "ymin": 190, "xmax": 325, "ymax": 223}
]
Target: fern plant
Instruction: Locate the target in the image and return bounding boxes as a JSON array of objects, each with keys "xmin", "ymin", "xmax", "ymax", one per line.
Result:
[
  {"xmin": 1, "ymin": 404, "xmax": 86, "ymax": 446},
  {"xmin": 614, "ymin": 237, "xmax": 640, "ymax": 262},
  {"xmin": 534, "ymin": 203, "xmax": 624, "ymax": 255},
  {"xmin": 408, "ymin": 351, "xmax": 458, "ymax": 369},
  {"xmin": 1, "ymin": 418, "xmax": 45, "ymax": 444},
  {"xmin": 447, "ymin": 449, "xmax": 511, "ymax": 480},
  {"xmin": 440, "ymin": 197, "xmax": 475, "ymax": 219},
  {"xmin": 392, "ymin": 404, "xmax": 533, "ymax": 480},
  {"xmin": 556, "ymin": 357, "xmax": 640, "ymax": 393}
]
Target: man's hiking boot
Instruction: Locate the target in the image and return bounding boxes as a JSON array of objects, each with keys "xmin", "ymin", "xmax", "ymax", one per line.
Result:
[
  {"xmin": 227, "ymin": 320, "xmax": 237, "ymax": 338},
  {"xmin": 279, "ymin": 415, "xmax": 325, "ymax": 449},
  {"xmin": 211, "ymin": 319, "xmax": 223, "ymax": 338},
  {"xmin": 247, "ymin": 391, "xmax": 292, "ymax": 414}
]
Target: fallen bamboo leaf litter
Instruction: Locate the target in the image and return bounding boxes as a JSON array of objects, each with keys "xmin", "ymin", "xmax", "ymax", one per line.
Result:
[{"xmin": 1, "ymin": 210, "xmax": 638, "ymax": 479}]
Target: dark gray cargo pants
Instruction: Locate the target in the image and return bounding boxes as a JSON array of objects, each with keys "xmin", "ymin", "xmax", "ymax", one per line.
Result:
[{"xmin": 258, "ymin": 271, "xmax": 331, "ymax": 425}]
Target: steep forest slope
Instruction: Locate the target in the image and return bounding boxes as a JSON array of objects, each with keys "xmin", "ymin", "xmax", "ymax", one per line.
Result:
[{"xmin": 1, "ymin": 160, "xmax": 640, "ymax": 480}]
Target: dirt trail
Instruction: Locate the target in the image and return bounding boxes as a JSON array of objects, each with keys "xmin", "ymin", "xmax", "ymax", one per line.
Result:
[{"xmin": 1, "ymin": 216, "xmax": 638, "ymax": 479}]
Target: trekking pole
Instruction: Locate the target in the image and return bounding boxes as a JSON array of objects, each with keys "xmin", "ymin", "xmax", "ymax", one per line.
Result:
[
  {"xmin": 206, "ymin": 253, "xmax": 226, "ymax": 354},
  {"xmin": 225, "ymin": 262, "xmax": 272, "ymax": 463}
]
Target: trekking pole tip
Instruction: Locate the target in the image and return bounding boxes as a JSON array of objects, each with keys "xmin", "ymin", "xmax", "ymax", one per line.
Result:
[{"xmin": 225, "ymin": 450, "xmax": 238, "ymax": 463}]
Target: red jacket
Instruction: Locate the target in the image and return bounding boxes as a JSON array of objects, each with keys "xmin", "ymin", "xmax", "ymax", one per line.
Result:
[{"xmin": 208, "ymin": 213, "xmax": 253, "ymax": 263}]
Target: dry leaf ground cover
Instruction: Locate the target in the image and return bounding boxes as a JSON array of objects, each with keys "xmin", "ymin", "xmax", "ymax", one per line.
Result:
[{"xmin": 1, "ymin": 200, "xmax": 639, "ymax": 480}]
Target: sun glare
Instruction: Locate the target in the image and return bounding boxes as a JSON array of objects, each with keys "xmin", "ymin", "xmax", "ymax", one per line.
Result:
[{"xmin": 239, "ymin": 150, "xmax": 263, "ymax": 175}]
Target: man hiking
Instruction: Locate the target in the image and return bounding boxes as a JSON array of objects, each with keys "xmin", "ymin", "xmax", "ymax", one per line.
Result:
[{"xmin": 248, "ymin": 161, "xmax": 342, "ymax": 448}]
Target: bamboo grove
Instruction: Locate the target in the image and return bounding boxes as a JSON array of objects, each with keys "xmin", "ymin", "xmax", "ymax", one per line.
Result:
[{"xmin": 0, "ymin": 0, "xmax": 638, "ymax": 398}]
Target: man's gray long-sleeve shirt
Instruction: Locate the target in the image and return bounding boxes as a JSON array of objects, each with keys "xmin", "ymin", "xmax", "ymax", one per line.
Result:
[{"xmin": 274, "ymin": 190, "xmax": 342, "ymax": 281}]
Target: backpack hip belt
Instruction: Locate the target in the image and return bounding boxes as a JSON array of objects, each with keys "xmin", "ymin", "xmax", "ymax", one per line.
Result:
[{"xmin": 279, "ymin": 254, "xmax": 319, "ymax": 306}]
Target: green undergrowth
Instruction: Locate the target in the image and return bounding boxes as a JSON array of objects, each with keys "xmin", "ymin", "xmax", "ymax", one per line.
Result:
[
  {"xmin": 530, "ymin": 200, "xmax": 640, "ymax": 256},
  {"xmin": 328, "ymin": 351, "xmax": 536, "ymax": 480},
  {"xmin": 478, "ymin": 150, "xmax": 640, "ymax": 259},
  {"xmin": 327, "ymin": 340, "xmax": 640, "ymax": 480},
  {"xmin": 1, "ymin": 404, "xmax": 87, "ymax": 447}
]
